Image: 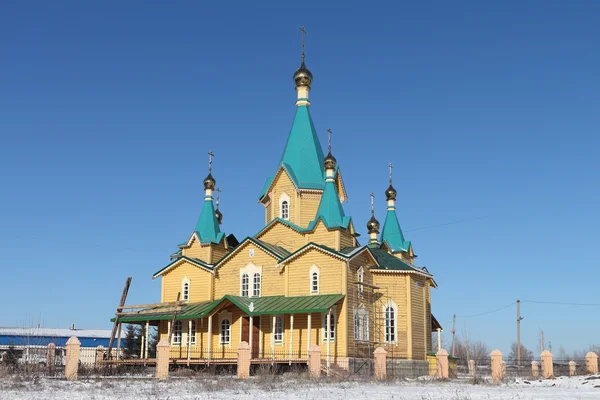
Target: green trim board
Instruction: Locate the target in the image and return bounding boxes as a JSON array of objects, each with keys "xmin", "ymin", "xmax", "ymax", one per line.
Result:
[{"xmin": 153, "ymin": 256, "xmax": 213, "ymax": 279}]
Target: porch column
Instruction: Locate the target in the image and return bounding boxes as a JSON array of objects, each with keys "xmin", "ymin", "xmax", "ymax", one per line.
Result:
[
  {"xmin": 272, "ymin": 315, "xmax": 276, "ymax": 360},
  {"xmin": 145, "ymin": 321, "xmax": 150, "ymax": 359},
  {"xmin": 307, "ymin": 314, "xmax": 311, "ymax": 353},
  {"xmin": 187, "ymin": 320, "xmax": 192, "ymax": 362},
  {"xmin": 116, "ymin": 323, "xmax": 122, "ymax": 360},
  {"xmin": 207, "ymin": 314, "xmax": 213, "ymax": 361},
  {"xmin": 140, "ymin": 325, "xmax": 145, "ymax": 359},
  {"xmin": 289, "ymin": 314, "xmax": 294, "ymax": 363},
  {"xmin": 249, "ymin": 316, "xmax": 254, "ymax": 359},
  {"xmin": 437, "ymin": 328, "xmax": 441, "ymax": 352},
  {"xmin": 326, "ymin": 308, "xmax": 331, "ymax": 371}
]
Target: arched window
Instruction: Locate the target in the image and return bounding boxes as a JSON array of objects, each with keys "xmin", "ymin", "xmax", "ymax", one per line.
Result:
[
  {"xmin": 322, "ymin": 309, "xmax": 336, "ymax": 341},
  {"xmin": 182, "ymin": 279, "xmax": 190, "ymax": 302},
  {"xmin": 385, "ymin": 306, "xmax": 396, "ymax": 343},
  {"xmin": 241, "ymin": 273, "xmax": 249, "ymax": 297},
  {"xmin": 274, "ymin": 316, "xmax": 284, "ymax": 344},
  {"xmin": 173, "ymin": 320, "xmax": 182, "ymax": 345},
  {"xmin": 281, "ymin": 201, "xmax": 289, "ymax": 220},
  {"xmin": 253, "ymin": 273, "xmax": 261, "ymax": 297},
  {"xmin": 311, "ymin": 272, "xmax": 319, "ymax": 294},
  {"xmin": 220, "ymin": 319, "xmax": 231, "ymax": 345},
  {"xmin": 189, "ymin": 320, "xmax": 196, "ymax": 345},
  {"xmin": 354, "ymin": 307, "xmax": 369, "ymax": 341},
  {"xmin": 358, "ymin": 267, "xmax": 364, "ymax": 296}
]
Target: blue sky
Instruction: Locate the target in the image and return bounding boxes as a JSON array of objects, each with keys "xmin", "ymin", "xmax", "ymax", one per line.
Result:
[{"xmin": 1, "ymin": 1, "xmax": 599, "ymax": 355}]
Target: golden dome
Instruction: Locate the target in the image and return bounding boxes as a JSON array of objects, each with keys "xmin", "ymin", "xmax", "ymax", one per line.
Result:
[
  {"xmin": 215, "ymin": 208, "xmax": 223, "ymax": 224},
  {"xmin": 293, "ymin": 62, "xmax": 313, "ymax": 88},
  {"xmin": 385, "ymin": 184, "xmax": 397, "ymax": 201},
  {"xmin": 203, "ymin": 173, "xmax": 216, "ymax": 190},
  {"xmin": 324, "ymin": 152, "xmax": 337, "ymax": 170},
  {"xmin": 367, "ymin": 215, "xmax": 380, "ymax": 234}
]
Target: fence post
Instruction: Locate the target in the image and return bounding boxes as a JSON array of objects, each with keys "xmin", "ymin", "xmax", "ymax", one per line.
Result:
[
  {"xmin": 568, "ymin": 361, "xmax": 576, "ymax": 376},
  {"xmin": 65, "ymin": 336, "xmax": 80, "ymax": 381},
  {"xmin": 95, "ymin": 345, "xmax": 105, "ymax": 366},
  {"xmin": 46, "ymin": 343, "xmax": 56, "ymax": 371},
  {"xmin": 155, "ymin": 339, "xmax": 170, "ymax": 379},
  {"xmin": 586, "ymin": 352, "xmax": 598, "ymax": 374},
  {"xmin": 531, "ymin": 360, "xmax": 539, "ymax": 378},
  {"xmin": 374, "ymin": 347, "xmax": 387, "ymax": 380},
  {"xmin": 468, "ymin": 360, "xmax": 476, "ymax": 378},
  {"xmin": 308, "ymin": 345, "xmax": 321, "ymax": 378},
  {"xmin": 237, "ymin": 341, "xmax": 250, "ymax": 379},
  {"xmin": 436, "ymin": 349, "xmax": 449, "ymax": 379},
  {"xmin": 490, "ymin": 350, "xmax": 503, "ymax": 382},
  {"xmin": 541, "ymin": 350, "xmax": 553, "ymax": 379}
]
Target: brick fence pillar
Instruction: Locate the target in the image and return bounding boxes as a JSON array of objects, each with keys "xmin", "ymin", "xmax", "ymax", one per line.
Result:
[
  {"xmin": 237, "ymin": 341, "xmax": 250, "ymax": 379},
  {"xmin": 65, "ymin": 336, "xmax": 80, "ymax": 381},
  {"xmin": 436, "ymin": 349, "xmax": 449, "ymax": 379},
  {"xmin": 308, "ymin": 345, "xmax": 321, "ymax": 378},
  {"xmin": 155, "ymin": 339, "xmax": 170, "ymax": 379},
  {"xmin": 541, "ymin": 350, "xmax": 553, "ymax": 379},
  {"xmin": 586, "ymin": 352, "xmax": 598, "ymax": 374},
  {"xmin": 490, "ymin": 350, "xmax": 503, "ymax": 382},
  {"xmin": 95, "ymin": 345, "xmax": 105, "ymax": 366},
  {"xmin": 374, "ymin": 347, "xmax": 387, "ymax": 380},
  {"xmin": 531, "ymin": 361, "xmax": 539, "ymax": 378},
  {"xmin": 468, "ymin": 360, "xmax": 476, "ymax": 377},
  {"xmin": 569, "ymin": 361, "xmax": 576, "ymax": 376},
  {"xmin": 46, "ymin": 343, "xmax": 56, "ymax": 370}
]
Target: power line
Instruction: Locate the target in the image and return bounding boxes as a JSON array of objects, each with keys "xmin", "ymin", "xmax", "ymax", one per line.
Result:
[
  {"xmin": 521, "ymin": 300, "xmax": 600, "ymax": 307},
  {"xmin": 456, "ymin": 302, "xmax": 516, "ymax": 318}
]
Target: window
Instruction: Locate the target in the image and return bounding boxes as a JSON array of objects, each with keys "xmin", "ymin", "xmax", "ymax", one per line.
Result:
[
  {"xmin": 281, "ymin": 201, "xmax": 289, "ymax": 220},
  {"xmin": 274, "ymin": 316, "xmax": 283, "ymax": 344},
  {"xmin": 322, "ymin": 309, "xmax": 336, "ymax": 341},
  {"xmin": 253, "ymin": 273, "xmax": 261, "ymax": 297},
  {"xmin": 173, "ymin": 320, "xmax": 182, "ymax": 345},
  {"xmin": 189, "ymin": 320, "xmax": 196, "ymax": 345},
  {"xmin": 358, "ymin": 267, "xmax": 364, "ymax": 296},
  {"xmin": 311, "ymin": 272, "xmax": 319, "ymax": 294},
  {"xmin": 241, "ymin": 273, "xmax": 249, "ymax": 297},
  {"xmin": 182, "ymin": 278, "xmax": 190, "ymax": 302},
  {"xmin": 385, "ymin": 306, "xmax": 396, "ymax": 343},
  {"xmin": 220, "ymin": 319, "xmax": 231, "ymax": 345},
  {"xmin": 354, "ymin": 307, "xmax": 369, "ymax": 341}
]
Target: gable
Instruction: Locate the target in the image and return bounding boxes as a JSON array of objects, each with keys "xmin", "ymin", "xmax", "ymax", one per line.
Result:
[
  {"xmin": 159, "ymin": 259, "xmax": 213, "ymax": 303},
  {"xmin": 255, "ymin": 220, "xmax": 306, "ymax": 252}
]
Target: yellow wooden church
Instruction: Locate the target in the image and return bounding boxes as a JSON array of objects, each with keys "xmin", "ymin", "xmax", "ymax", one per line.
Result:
[{"xmin": 116, "ymin": 39, "xmax": 440, "ymax": 367}]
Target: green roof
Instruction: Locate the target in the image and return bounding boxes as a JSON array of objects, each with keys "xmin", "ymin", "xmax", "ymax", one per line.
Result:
[
  {"xmin": 195, "ymin": 197, "xmax": 225, "ymax": 245},
  {"xmin": 153, "ymin": 256, "xmax": 213, "ymax": 278},
  {"xmin": 369, "ymin": 247, "xmax": 425, "ymax": 273},
  {"xmin": 250, "ymin": 238, "xmax": 291, "ymax": 259},
  {"xmin": 307, "ymin": 178, "xmax": 351, "ymax": 230},
  {"xmin": 381, "ymin": 209, "xmax": 411, "ymax": 253},
  {"xmin": 113, "ymin": 294, "xmax": 344, "ymax": 323}
]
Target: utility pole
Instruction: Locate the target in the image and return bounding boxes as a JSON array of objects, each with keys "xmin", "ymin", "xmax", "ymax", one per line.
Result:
[
  {"xmin": 451, "ymin": 314, "xmax": 456, "ymax": 357},
  {"xmin": 517, "ymin": 300, "xmax": 523, "ymax": 366}
]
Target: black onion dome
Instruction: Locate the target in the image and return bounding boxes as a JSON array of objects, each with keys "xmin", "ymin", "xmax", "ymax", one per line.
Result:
[
  {"xmin": 215, "ymin": 208, "xmax": 223, "ymax": 224},
  {"xmin": 203, "ymin": 173, "xmax": 216, "ymax": 190},
  {"xmin": 293, "ymin": 62, "xmax": 313, "ymax": 88},
  {"xmin": 324, "ymin": 152, "xmax": 337, "ymax": 170},
  {"xmin": 385, "ymin": 184, "xmax": 397, "ymax": 201},
  {"xmin": 367, "ymin": 215, "xmax": 380, "ymax": 234}
]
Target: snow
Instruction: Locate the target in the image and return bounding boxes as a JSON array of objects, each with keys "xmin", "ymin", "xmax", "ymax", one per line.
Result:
[{"xmin": 1, "ymin": 375, "xmax": 599, "ymax": 399}]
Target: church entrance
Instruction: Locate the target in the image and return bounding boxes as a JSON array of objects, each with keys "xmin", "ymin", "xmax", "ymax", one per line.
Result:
[{"xmin": 241, "ymin": 316, "xmax": 260, "ymax": 358}]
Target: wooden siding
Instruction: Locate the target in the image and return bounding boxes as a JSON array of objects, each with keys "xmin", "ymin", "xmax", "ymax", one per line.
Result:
[
  {"xmin": 182, "ymin": 237, "xmax": 210, "ymax": 261},
  {"xmin": 161, "ymin": 260, "xmax": 213, "ymax": 303},
  {"xmin": 269, "ymin": 170, "xmax": 298, "ymax": 226},
  {"xmin": 210, "ymin": 242, "xmax": 229, "ymax": 264},
  {"xmin": 299, "ymin": 193, "xmax": 321, "ymax": 228},
  {"xmin": 305, "ymin": 221, "xmax": 337, "ymax": 250},
  {"xmin": 339, "ymin": 230, "xmax": 355, "ymax": 249},
  {"xmin": 426, "ymin": 282, "xmax": 432, "ymax": 352},
  {"xmin": 286, "ymin": 249, "xmax": 344, "ymax": 296},
  {"xmin": 213, "ymin": 241, "xmax": 282, "ymax": 298},
  {"xmin": 410, "ymin": 275, "xmax": 426, "ymax": 360},
  {"xmin": 256, "ymin": 222, "xmax": 306, "ymax": 253}
]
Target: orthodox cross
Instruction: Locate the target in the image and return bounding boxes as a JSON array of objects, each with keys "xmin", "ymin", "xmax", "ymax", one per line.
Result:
[
  {"xmin": 370, "ymin": 192, "xmax": 375, "ymax": 215},
  {"xmin": 300, "ymin": 26, "xmax": 307, "ymax": 62},
  {"xmin": 208, "ymin": 150, "xmax": 214, "ymax": 173},
  {"xmin": 215, "ymin": 187, "xmax": 221, "ymax": 208},
  {"xmin": 327, "ymin": 128, "xmax": 332, "ymax": 153},
  {"xmin": 389, "ymin": 162, "xmax": 393, "ymax": 185}
]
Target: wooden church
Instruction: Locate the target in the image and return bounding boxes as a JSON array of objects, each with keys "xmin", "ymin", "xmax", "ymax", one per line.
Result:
[{"xmin": 115, "ymin": 34, "xmax": 440, "ymax": 367}]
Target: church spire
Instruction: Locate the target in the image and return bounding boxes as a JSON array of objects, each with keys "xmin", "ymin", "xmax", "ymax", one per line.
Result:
[
  {"xmin": 381, "ymin": 163, "xmax": 411, "ymax": 253},
  {"xmin": 367, "ymin": 193, "xmax": 380, "ymax": 245},
  {"xmin": 293, "ymin": 26, "xmax": 313, "ymax": 107},
  {"xmin": 195, "ymin": 150, "xmax": 223, "ymax": 244}
]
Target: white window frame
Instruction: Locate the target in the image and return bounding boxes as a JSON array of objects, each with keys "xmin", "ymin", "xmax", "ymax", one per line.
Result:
[
  {"xmin": 182, "ymin": 277, "xmax": 190, "ymax": 302},
  {"xmin": 384, "ymin": 300, "xmax": 398, "ymax": 344},
  {"xmin": 240, "ymin": 263, "xmax": 262, "ymax": 298},
  {"xmin": 253, "ymin": 272, "xmax": 261, "ymax": 297},
  {"xmin": 241, "ymin": 273, "xmax": 249, "ymax": 297},
  {"xmin": 173, "ymin": 320, "xmax": 182, "ymax": 345},
  {"xmin": 273, "ymin": 315, "xmax": 284, "ymax": 345},
  {"xmin": 279, "ymin": 193, "xmax": 290, "ymax": 220},
  {"xmin": 357, "ymin": 267, "xmax": 365, "ymax": 296},
  {"xmin": 188, "ymin": 320, "xmax": 197, "ymax": 345},
  {"xmin": 354, "ymin": 306, "xmax": 369, "ymax": 341},
  {"xmin": 321, "ymin": 307, "xmax": 337, "ymax": 342},
  {"xmin": 309, "ymin": 264, "xmax": 320, "ymax": 294},
  {"xmin": 219, "ymin": 310, "xmax": 232, "ymax": 346}
]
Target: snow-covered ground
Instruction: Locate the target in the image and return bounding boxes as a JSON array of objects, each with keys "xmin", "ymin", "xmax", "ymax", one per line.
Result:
[{"xmin": 1, "ymin": 375, "xmax": 599, "ymax": 399}]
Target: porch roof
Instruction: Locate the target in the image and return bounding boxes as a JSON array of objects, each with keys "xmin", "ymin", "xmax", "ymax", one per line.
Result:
[{"xmin": 113, "ymin": 294, "xmax": 344, "ymax": 323}]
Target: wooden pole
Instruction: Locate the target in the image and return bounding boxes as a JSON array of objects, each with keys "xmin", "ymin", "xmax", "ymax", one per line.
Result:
[
  {"xmin": 289, "ymin": 314, "xmax": 294, "ymax": 363},
  {"xmin": 451, "ymin": 314, "xmax": 456, "ymax": 357},
  {"xmin": 207, "ymin": 314, "xmax": 212, "ymax": 361},
  {"xmin": 116, "ymin": 323, "xmax": 122, "ymax": 360},
  {"xmin": 107, "ymin": 277, "xmax": 132, "ymax": 358},
  {"xmin": 249, "ymin": 316, "xmax": 254, "ymax": 359},
  {"xmin": 326, "ymin": 309, "xmax": 331, "ymax": 372},
  {"xmin": 517, "ymin": 300, "xmax": 522, "ymax": 366},
  {"xmin": 271, "ymin": 315, "xmax": 276, "ymax": 361},
  {"xmin": 145, "ymin": 321, "xmax": 150, "ymax": 359}
]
